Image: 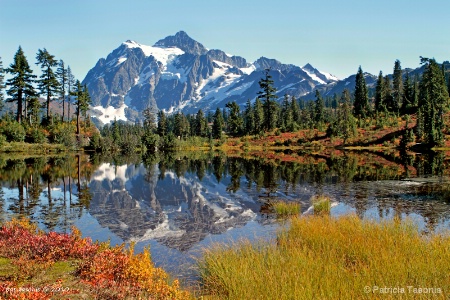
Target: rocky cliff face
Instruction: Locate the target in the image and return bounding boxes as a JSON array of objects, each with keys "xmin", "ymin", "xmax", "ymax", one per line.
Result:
[{"xmin": 83, "ymin": 31, "xmax": 339, "ymax": 125}]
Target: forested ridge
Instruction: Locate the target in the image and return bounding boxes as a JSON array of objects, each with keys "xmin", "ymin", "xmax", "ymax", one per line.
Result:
[{"xmin": 1, "ymin": 48, "xmax": 449, "ymax": 152}]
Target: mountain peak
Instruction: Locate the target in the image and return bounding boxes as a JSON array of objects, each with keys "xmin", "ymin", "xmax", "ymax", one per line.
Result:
[{"xmin": 154, "ymin": 31, "xmax": 208, "ymax": 55}]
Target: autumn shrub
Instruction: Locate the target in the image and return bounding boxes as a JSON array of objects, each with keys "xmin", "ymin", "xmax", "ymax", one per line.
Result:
[
  {"xmin": 77, "ymin": 243, "xmax": 192, "ymax": 299},
  {"xmin": 48, "ymin": 122, "xmax": 77, "ymax": 147},
  {"xmin": 26, "ymin": 127, "xmax": 48, "ymax": 144},
  {"xmin": 0, "ymin": 121, "xmax": 26, "ymax": 142},
  {"xmin": 0, "ymin": 218, "xmax": 192, "ymax": 299},
  {"xmin": 0, "ymin": 218, "xmax": 98, "ymax": 262}
]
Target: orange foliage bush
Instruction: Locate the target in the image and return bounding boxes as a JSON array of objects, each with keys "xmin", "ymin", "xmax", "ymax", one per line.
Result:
[{"xmin": 0, "ymin": 218, "xmax": 192, "ymax": 300}]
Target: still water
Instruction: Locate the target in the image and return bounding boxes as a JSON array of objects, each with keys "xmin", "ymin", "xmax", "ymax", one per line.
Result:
[{"xmin": 1, "ymin": 150, "xmax": 449, "ymax": 280}]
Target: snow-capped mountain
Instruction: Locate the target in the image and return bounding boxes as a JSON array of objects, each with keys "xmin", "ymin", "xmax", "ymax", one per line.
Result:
[{"xmin": 83, "ymin": 31, "xmax": 339, "ymax": 125}]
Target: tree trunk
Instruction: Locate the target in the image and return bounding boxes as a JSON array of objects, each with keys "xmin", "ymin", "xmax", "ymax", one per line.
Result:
[
  {"xmin": 77, "ymin": 111, "xmax": 80, "ymax": 135},
  {"xmin": 17, "ymin": 89, "xmax": 23, "ymax": 123}
]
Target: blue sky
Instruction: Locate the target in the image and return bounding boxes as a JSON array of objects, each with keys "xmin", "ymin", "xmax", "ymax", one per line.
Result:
[{"xmin": 1, "ymin": 0, "xmax": 449, "ymax": 81}]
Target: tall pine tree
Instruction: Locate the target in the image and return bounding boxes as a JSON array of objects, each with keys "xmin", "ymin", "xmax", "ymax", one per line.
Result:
[
  {"xmin": 257, "ymin": 69, "xmax": 278, "ymax": 131},
  {"xmin": 417, "ymin": 58, "xmax": 449, "ymax": 147},
  {"xmin": 290, "ymin": 96, "xmax": 301, "ymax": 125},
  {"xmin": 353, "ymin": 66, "xmax": 370, "ymax": 118},
  {"xmin": 0, "ymin": 57, "xmax": 4, "ymax": 112},
  {"xmin": 243, "ymin": 99, "xmax": 255, "ymax": 134},
  {"xmin": 157, "ymin": 110, "xmax": 168, "ymax": 137},
  {"xmin": 212, "ymin": 107, "xmax": 224, "ymax": 139},
  {"xmin": 314, "ymin": 90, "xmax": 325, "ymax": 124},
  {"xmin": 392, "ymin": 60, "xmax": 403, "ymax": 114},
  {"xmin": 401, "ymin": 72, "xmax": 412, "ymax": 114},
  {"xmin": 374, "ymin": 71, "xmax": 385, "ymax": 112},
  {"xmin": 36, "ymin": 48, "xmax": 59, "ymax": 121},
  {"xmin": 339, "ymin": 89, "xmax": 357, "ymax": 145},
  {"xmin": 195, "ymin": 109, "xmax": 208, "ymax": 137},
  {"xmin": 226, "ymin": 101, "xmax": 243, "ymax": 136},
  {"xmin": 281, "ymin": 94, "xmax": 293, "ymax": 130},
  {"xmin": 6, "ymin": 47, "xmax": 37, "ymax": 123},
  {"xmin": 66, "ymin": 66, "xmax": 75, "ymax": 121},
  {"xmin": 56, "ymin": 60, "xmax": 67, "ymax": 122},
  {"xmin": 253, "ymin": 98, "xmax": 264, "ymax": 134}
]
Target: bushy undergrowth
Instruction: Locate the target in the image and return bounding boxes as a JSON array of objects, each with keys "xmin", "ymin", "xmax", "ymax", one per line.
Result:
[
  {"xmin": 199, "ymin": 215, "xmax": 450, "ymax": 299},
  {"xmin": 0, "ymin": 121, "xmax": 26, "ymax": 142},
  {"xmin": 0, "ymin": 218, "xmax": 192, "ymax": 300}
]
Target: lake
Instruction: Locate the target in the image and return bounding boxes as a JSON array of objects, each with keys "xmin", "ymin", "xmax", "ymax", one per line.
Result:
[{"xmin": 1, "ymin": 150, "xmax": 449, "ymax": 282}]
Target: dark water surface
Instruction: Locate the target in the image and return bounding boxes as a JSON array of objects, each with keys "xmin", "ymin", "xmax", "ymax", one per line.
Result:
[{"xmin": 1, "ymin": 150, "xmax": 449, "ymax": 281}]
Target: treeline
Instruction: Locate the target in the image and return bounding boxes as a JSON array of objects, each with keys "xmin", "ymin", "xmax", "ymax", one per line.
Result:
[
  {"xmin": 96, "ymin": 58, "xmax": 450, "ymax": 153},
  {"xmin": 0, "ymin": 47, "xmax": 93, "ymax": 147}
]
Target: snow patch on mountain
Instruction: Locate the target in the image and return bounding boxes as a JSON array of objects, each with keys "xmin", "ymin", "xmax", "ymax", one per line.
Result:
[
  {"xmin": 92, "ymin": 104, "xmax": 128, "ymax": 124},
  {"xmin": 302, "ymin": 69, "xmax": 326, "ymax": 85},
  {"xmin": 123, "ymin": 40, "xmax": 185, "ymax": 65}
]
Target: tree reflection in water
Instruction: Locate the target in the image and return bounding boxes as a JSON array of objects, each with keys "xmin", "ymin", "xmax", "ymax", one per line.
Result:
[{"xmin": 0, "ymin": 150, "xmax": 449, "ymax": 248}]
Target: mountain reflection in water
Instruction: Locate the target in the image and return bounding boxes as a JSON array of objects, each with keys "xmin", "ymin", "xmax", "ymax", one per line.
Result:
[{"xmin": 0, "ymin": 150, "xmax": 450, "ymax": 276}]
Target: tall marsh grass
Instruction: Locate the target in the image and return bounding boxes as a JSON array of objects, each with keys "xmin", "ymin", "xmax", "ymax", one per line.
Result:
[
  {"xmin": 312, "ymin": 195, "xmax": 331, "ymax": 215},
  {"xmin": 199, "ymin": 215, "xmax": 450, "ymax": 299},
  {"xmin": 271, "ymin": 200, "xmax": 301, "ymax": 218}
]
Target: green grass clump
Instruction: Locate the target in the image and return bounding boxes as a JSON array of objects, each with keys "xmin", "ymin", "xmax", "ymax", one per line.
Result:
[
  {"xmin": 312, "ymin": 195, "xmax": 331, "ymax": 215},
  {"xmin": 198, "ymin": 215, "xmax": 450, "ymax": 299},
  {"xmin": 272, "ymin": 201, "xmax": 301, "ymax": 218}
]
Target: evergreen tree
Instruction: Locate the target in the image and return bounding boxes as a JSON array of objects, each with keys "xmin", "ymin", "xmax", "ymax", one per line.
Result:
[
  {"xmin": 143, "ymin": 106, "xmax": 157, "ymax": 132},
  {"xmin": 353, "ymin": 66, "xmax": 370, "ymax": 118},
  {"xmin": 174, "ymin": 112, "xmax": 189, "ymax": 139},
  {"xmin": 306, "ymin": 101, "xmax": 315, "ymax": 129},
  {"xmin": 328, "ymin": 89, "xmax": 357, "ymax": 144},
  {"xmin": 314, "ymin": 90, "xmax": 325, "ymax": 123},
  {"xmin": 340, "ymin": 89, "xmax": 357, "ymax": 144},
  {"xmin": 195, "ymin": 109, "xmax": 208, "ymax": 137},
  {"xmin": 81, "ymin": 85, "xmax": 91, "ymax": 128},
  {"xmin": 112, "ymin": 118, "xmax": 120, "ymax": 143},
  {"xmin": 157, "ymin": 110, "xmax": 167, "ymax": 137},
  {"xmin": 27, "ymin": 96, "xmax": 41, "ymax": 126},
  {"xmin": 212, "ymin": 107, "xmax": 224, "ymax": 139},
  {"xmin": 36, "ymin": 48, "xmax": 59, "ymax": 121},
  {"xmin": 417, "ymin": 57, "xmax": 449, "ymax": 147},
  {"xmin": 281, "ymin": 94, "xmax": 293, "ymax": 130},
  {"xmin": 74, "ymin": 80, "xmax": 91, "ymax": 135},
  {"xmin": 392, "ymin": 60, "xmax": 403, "ymax": 113},
  {"xmin": 56, "ymin": 60, "xmax": 67, "ymax": 122},
  {"xmin": 401, "ymin": 72, "xmax": 412, "ymax": 113},
  {"xmin": 66, "ymin": 66, "xmax": 75, "ymax": 121},
  {"xmin": 412, "ymin": 74, "xmax": 420, "ymax": 108},
  {"xmin": 253, "ymin": 98, "xmax": 264, "ymax": 134},
  {"xmin": 225, "ymin": 101, "xmax": 243, "ymax": 136},
  {"xmin": 375, "ymin": 71, "xmax": 385, "ymax": 112},
  {"xmin": 331, "ymin": 93, "xmax": 339, "ymax": 110},
  {"xmin": 290, "ymin": 96, "xmax": 301, "ymax": 124},
  {"xmin": 0, "ymin": 57, "xmax": 4, "ymax": 112},
  {"xmin": 257, "ymin": 69, "xmax": 278, "ymax": 131},
  {"xmin": 6, "ymin": 46, "xmax": 37, "ymax": 123},
  {"xmin": 383, "ymin": 75, "xmax": 394, "ymax": 111},
  {"xmin": 243, "ymin": 99, "xmax": 255, "ymax": 134}
]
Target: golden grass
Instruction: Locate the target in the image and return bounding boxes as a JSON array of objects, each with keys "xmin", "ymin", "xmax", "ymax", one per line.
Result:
[
  {"xmin": 198, "ymin": 215, "xmax": 450, "ymax": 299},
  {"xmin": 271, "ymin": 200, "xmax": 301, "ymax": 218},
  {"xmin": 312, "ymin": 195, "xmax": 331, "ymax": 216}
]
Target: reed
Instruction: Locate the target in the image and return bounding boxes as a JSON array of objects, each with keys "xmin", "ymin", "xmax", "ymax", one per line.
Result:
[
  {"xmin": 271, "ymin": 200, "xmax": 301, "ymax": 218},
  {"xmin": 312, "ymin": 195, "xmax": 331, "ymax": 215},
  {"xmin": 199, "ymin": 215, "xmax": 450, "ymax": 299}
]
